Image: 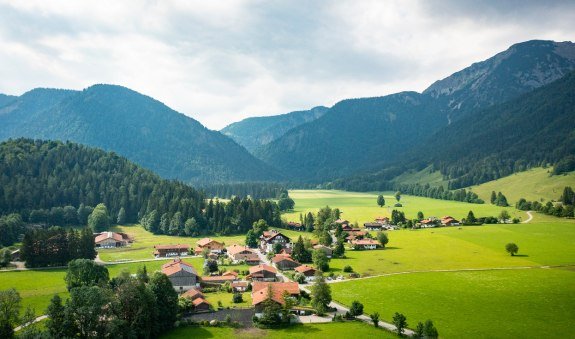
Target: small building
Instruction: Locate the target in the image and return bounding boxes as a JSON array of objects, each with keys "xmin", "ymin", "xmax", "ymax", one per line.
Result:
[
  {"xmin": 364, "ymin": 223, "xmax": 384, "ymax": 231},
  {"xmin": 351, "ymin": 239, "xmax": 379, "ymax": 250},
  {"xmin": 94, "ymin": 232, "xmax": 128, "ymax": 248},
  {"xmin": 181, "ymin": 287, "xmax": 204, "ymax": 301},
  {"xmin": 244, "ymin": 253, "xmax": 261, "ymax": 265},
  {"xmin": 247, "ymin": 264, "xmax": 277, "ymax": 282},
  {"xmin": 10, "ymin": 249, "xmax": 20, "ymax": 261},
  {"xmin": 342, "ymin": 224, "xmax": 354, "ymax": 232},
  {"xmin": 420, "ymin": 219, "xmax": 437, "ymax": 228},
  {"xmin": 260, "ymin": 230, "xmax": 292, "ymax": 253},
  {"xmin": 252, "ymin": 281, "xmax": 300, "ymax": 314},
  {"xmin": 294, "ymin": 265, "xmax": 317, "ymax": 281},
  {"xmin": 222, "ymin": 271, "xmax": 239, "ymax": 279},
  {"xmin": 201, "ymin": 275, "xmax": 237, "ymax": 285},
  {"xmin": 194, "ymin": 238, "xmax": 224, "ymax": 255},
  {"xmin": 161, "ymin": 258, "xmax": 199, "ymax": 292},
  {"xmin": 272, "ymin": 254, "xmax": 301, "ymax": 271},
  {"xmin": 227, "ymin": 244, "xmax": 257, "ymax": 263},
  {"xmin": 375, "ymin": 216, "xmax": 390, "ymax": 224},
  {"xmin": 312, "ymin": 244, "xmax": 333, "ymax": 258},
  {"xmin": 192, "ymin": 297, "xmax": 211, "ymax": 312},
  {"xmin": 335, "ymin": 219, "xmax": 349, "ymax": 225},
  {"xmin": 231, "ymin": 281, "xmax": 249, "ymax": 292},
  {"xmin": 441, "ymin": 216, "xmax": 460, "ymax": 226},
  {"xmin": 154, "ymin": 244, "xmax": 190, "ymax": 258},
  {"xmin": 286, "ymin": 221, "xmax": 305, "ymax": 231}
]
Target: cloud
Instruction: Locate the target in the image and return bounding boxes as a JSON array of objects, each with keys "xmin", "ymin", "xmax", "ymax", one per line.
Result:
[{"xmin": 0, "ymin": 0, "xmax": 573, "ymax": 129}]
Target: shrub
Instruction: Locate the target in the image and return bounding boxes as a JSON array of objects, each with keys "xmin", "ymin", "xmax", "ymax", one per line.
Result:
[
  {"xmin": 232, "ymin": 293, "xmax": 243, "ymax": 303},
  {"xmin": 394, "ymin": 203, "xmax": 402, "ymax": 207},
  {"xmin": 343, "ymin": 265, "xmax": 353, "ymax": 273}
]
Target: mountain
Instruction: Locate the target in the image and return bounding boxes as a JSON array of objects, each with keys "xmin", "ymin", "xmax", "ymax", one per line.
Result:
[
  {"xmin": 0, "ymin": 84, "xmax": 280, "ymax": 184},
  {"xmin": 0, "ymin": 93, "xmax": 17, "ymax": 107},
  {"xmin": 256, "ymin": 40, "xmax": 575, "ymax": 182},
  {"xmin": 333, "ymin": 70, "xmax": 575, "ymax": 191},
  {"xmin": 221, "ymin": 106, "xmax": 329, "ymax": 153}
]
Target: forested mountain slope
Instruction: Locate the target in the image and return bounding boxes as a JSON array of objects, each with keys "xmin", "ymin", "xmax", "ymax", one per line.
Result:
[
  {"xmin": 221, "ymin": 106, "xmax": 328, "ymax": 153},
  {"xmin": 0, "ymin": 85, "xmax": 280, "ymax": 184}
]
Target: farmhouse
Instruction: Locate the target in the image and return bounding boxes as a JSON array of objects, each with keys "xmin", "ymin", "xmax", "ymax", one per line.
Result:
[
  {"xmin": 192, "ymin": 298, "xmax": 211, "ymax": 312},
  {"xmin": 294, "ymin": 265, "xmax": 317, "ymax": 281},
  {"xmin": 272, "ymin": 254, "xmax": 301, "ymax": 271},
  {"xmin": 286, "ymin": 221, "xmax": 305, "ymax": 231},
  {"xmin": 247, "ymin": 264, "xmax": 277, "ymax": 282},
  {"xmin": 364, "ymin": 222, "xmax": 384, "ymax": 231},
  {"xmin": 154, "ymin": 244, "xmax": 190, "ymax": 258},
  {"xmin": 201, "ymin": 275, "xmax": 237, "ymax": 285},
  {"xmin": 313, "ymin": 244, "xmax": 333, "ymax": 258},
  {"xmin": 227, "ymin": 244, "xmax": 257, "ymax": 263},
  {"xmin": 375, "ymin": 216, "xmax": 390, "ymax": 224},
  {"xmin": 231, "ymin": 281, "xmax": 249, "ymax": 292},
  {"xmin": 194, "ymin": 238, "xmax": 224, "ymax": 255},
  {"xmin": 252, "ymin": 281, "xmax": 300, "ymax": 314},
  {"xmin": 441, "ymin": 216, "xmax": 460, "ymax": 226},
  {"xmin": 161, "ymin": 258, "xmax": 199, "ymax": 291},
  {"xmin": 94, "ymin": 231, "xmax": 128, "ymax": 248},
  {"xmin": 351, "ymin": 239, "xmax": 379, "ymax": 250},
  {"xmin": 420, "ymin": 219, "xmax": 437, "ymax": 228},
  {"xmin": 260, "ymin": 230, "xmax": 291, "ymax": 253}
]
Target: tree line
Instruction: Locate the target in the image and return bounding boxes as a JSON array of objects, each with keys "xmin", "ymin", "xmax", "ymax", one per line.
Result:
[
  {"xmin": 516, "ymin": 186, "xmax": 574, "ymax": 218},
  {"xmin": 394, "ymin": 184, "xmax": 484, "ymax": 204},
  {"xmin": 198, "ymin": 182, "xmax": 288, "ymax": 199}
]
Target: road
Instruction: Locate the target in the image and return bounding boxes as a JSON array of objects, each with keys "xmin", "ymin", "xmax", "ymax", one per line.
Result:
[
  {"xmin": 522, "ymin": 211, "xmax": 534, "ymax": 223},
  {"xmin": 14, "ymin": 315, "xmax": 47, "ymax": 332}
]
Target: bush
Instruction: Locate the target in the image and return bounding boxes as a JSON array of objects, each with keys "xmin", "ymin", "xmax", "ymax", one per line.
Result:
[
  {"xmin": 343, "ymin": 265, "xmax": 353, "ymax": 273},
  {"xmin": 232, "ymin": 293, "xmax": 243, "ymax": 303},
  {"xmin": 394, "ymin": 203, "xmax": 402, "ymax": 207}
]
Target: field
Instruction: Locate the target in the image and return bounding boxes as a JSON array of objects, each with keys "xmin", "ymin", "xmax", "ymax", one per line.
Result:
[
  {"xmin": 330, "ymin": 267, "xmax": 575, "ymax": 338},
  {"xmin": 162, "ymin": 321, "xmax": 396, "ymax": 338},
  {"xmin": 467, "ymin": 167, "xmax": 575, "ymax": 204},
  {"xmin": 284, "ymin": 190, "xmax": 525, "ymax": 225}
]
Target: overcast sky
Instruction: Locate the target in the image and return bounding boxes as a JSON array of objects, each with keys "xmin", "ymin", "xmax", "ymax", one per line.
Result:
[{"xmin": 0, "ymin": 1, "xmax": 574, "ymax": 129}]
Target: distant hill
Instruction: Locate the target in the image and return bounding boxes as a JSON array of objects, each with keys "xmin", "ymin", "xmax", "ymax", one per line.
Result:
[
  {"xmin": 256, "ymin": 40, "xmax": 575, "ymax": 183},
  {"xmin": 221, "ymin": 106, "xmax": 329, "ymax": 153},
  {"xmin": 0, "ymin": 84, "xmax": 280, "ymax": 184}
]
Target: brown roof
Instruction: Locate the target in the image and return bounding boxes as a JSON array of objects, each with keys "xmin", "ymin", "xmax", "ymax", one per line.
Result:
[
  {"xmin": 352, "ymin": 239, "xmax": 379, "ymax": 246},
  {"xmin": 272, "ymin": 255, "xmax": 300, "ymax": 265},
  {"xmin": 222, "ymin": 271, "xmax": 239, "ymax": 277},
  {"xmin": 94, "ymin": 232, "xmax": 124, "ymax": 243},
  {"xmin": 252, "ymin": 282, "xmax": 300, "ymax": 306},
  {"xmin": 201, "ymin": 275, "xmax": 236, "ymax": 283},
  {"xmin": 227, "ymin": 244, "xmax": 254, "ymax": 256},
  {"xmin": 294, "ymin": 265, "xmax": 316, "ymax": 274},
  {"xmin": 249, "ymin": 264, "xmax": 277, "ymax": 275},
  {"xmin": 181, "ymin": 288, "xmax": 203, "ymax": 300},
  {"xmin": 192, "ymin": 297, "xmax": 210, "ymax": 306},
  {"xmin": 154, "ymin": 244, "xmax": 190, "ymax": 250},
  {"xmin": 161, "ymin": 259, "xmax": 198, "ymax": 276},
  {"xmin": 231, "ymin": 281, "xmax": 249, "ymax": 288},
  {"xmin": 197, "ymin": 238, "xmax": 223, "ymax": 247}
]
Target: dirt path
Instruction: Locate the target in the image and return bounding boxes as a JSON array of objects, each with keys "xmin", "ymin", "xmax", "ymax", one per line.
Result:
[
  {"xmin": 522, "ymin": 211, "xmax": 534, "ymax": 223},
  {"xmin": 14, "ymin": 315, "xmax": 47, "ymax": 332}
]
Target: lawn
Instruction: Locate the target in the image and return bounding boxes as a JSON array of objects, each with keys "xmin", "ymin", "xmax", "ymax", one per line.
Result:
[
  {"xmin": 467, "ymin": 167, "xmax": 575, "ymax": 204},
  {"xmin": 204, "ymin": 291, "xmax": 253, "ymax": 309},
  {"xmin": 284, "ymin": 190, "xmax": 525, "ymax": 225},
  {"xmin": 162, "ymin": 321, "xmax": 396, "ymax": 338},
  {"xmin": 330, "ymin": 267, "xmax": 575, "ymax": 338}
]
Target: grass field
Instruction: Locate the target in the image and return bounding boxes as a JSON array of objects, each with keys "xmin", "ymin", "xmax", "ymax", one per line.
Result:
[
  {"xmin": 162, "ymin": 321, "xmax": 396, "ymax": 338},
  {"xmin": 330, "ymin": 267, "xmax": 575, "ymax": 338},
  {"xmin": 284, "ymin": 190, "xmax": 526, "ymax": 225},
  {"xmin": 467, "ymin": 167, "xmax": 575, "ymax": 204}
]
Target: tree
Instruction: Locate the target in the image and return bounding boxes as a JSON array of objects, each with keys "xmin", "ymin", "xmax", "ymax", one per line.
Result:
[
  {"xmin": 377, "ymin": 232, "xmax": 389, "ymax": 248},
  {"xmin": 65, "ymin": 286, "xmax": 112, "ymax": 338},
  {"xmin": 393, "ymin": 312, "xmax": 407, "ymax": 336},
  {"xmin": 278, "ymin": 196, "xmax": 295, "ymax": 211},
  {"xmin": 88, "ymin": 203, "xmax": 110, "ymax": 232},
  {"xmin": 204, "ymin": 259, "xmax": 219, "ymax": 275},
  {"xmin": 377, "ymin": 195, "xmax": 385, "ymax": 207},
  {"xmin": 560, "ymin": 186, "xmax": 574, "ymax": 205},
  {"xmin": 184, "ymin": 217, "xmax": 198, "ymax": 236},
  {"xmin": 259, "ymin": 285, "xmax": 281, "ymax": 327},
  {"xmin": 370, "ymin": 312, "xmax": 380, "ymax": 328},
  {"xmin": 281, "ymin": 290, "xmax": 294, "ymax": 323},
  {"xmin": 0, "ymin": 249, "xmax": 11, "ymax": 268},
  {"xmin": 232, "ymin": 293, "xmax": 243, "ymax": 303},
  {"xmin": 114, "ymin": 279, "xmax": 156, "ymax": 338},
  {"xmin": 499, "ymin": 210, "xmax": 511, "ymax": 223},
  {"xmin": 394, "ymin": 191, "xmax": 401, "ymax": 202},
  {"xmin": 415, "ymin": 321, "xmax": 425, "ymax": 337},
  {"xmin": 349, "ymin": 300, "xmax": 364, "ymax": 317},
  {"xmin": 148, "ymin": 272, "xmax": 178, "ymax": 334},
  {"xmin": 465, "ymin": 210, "xmax": 477, "ymax": 224},
  {"xmin": 117, "ymin": 207, "xmax": 126, "ymax": 225},
  {"xmin": 0, "ymin": 289, "xmax": 21, "ymax": 339},
  {"xmin": 292, "ymin": 236, "xmax": 312, "ymax": 263},
  {"xmin": 319, "ymin": 230, "xmax": 332, "ymax": 246},
  {"xmin": 505, "ymin": 243, "xmax": 519, "ymax": 256},
  {"xmin": 495, "ymin": 192, "xmax": 509, "ymax": 207},
  {"xmin": 424, "ymin": 319, "xmax": 439, "ymax": 338},
  {"xmin": 65, "ymin": 259, "xmax": 110, "ymax": 291},
  {"xmin": 252, "ymin": 219, "xmax": 269, "ymax": 237},
  {"xmin": 417, "ymin": 211, "xmax": 424, "ymax": 220},
  {"xmin": 137, "ymin": 265, "xmax": 149, "ymax": 283},
  {"xmin": 245, "ymin": 229, "xmax": 258, "ymax": 248},
  {"xmin": 312, "ymin": 249, "xmax": 330, "ymax": 272},
  {"xmin": 310, "ymin": 273, "xmax": 331, "ymax": 315},
  {"xmin": 46, "ymin": 294, "xmax": 67, "ymax": 338},
  {"xmin": 272, "ymin": 242, "xmax": 283, "ymax": 254},
  {"xmin": 490, "ymin": 191, "xmax": 497, "ymax": 204},
  {"xmin": 333, "ymin": 240, "xmax": 345, "ymax": 258}
]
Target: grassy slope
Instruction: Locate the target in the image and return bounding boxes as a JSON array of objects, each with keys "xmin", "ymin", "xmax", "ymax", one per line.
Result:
[
  {"xmin": 331, "ymin": 267, "xmax": 575, "ymax": 338},
  {"xmin": 390, "ymin": 166, "xmax": 448, "ymax": 187},
  {"xmin": 284, "ymin": 190, "xmax": 525, "ymax": 225},
  {"xmin": 467, "ymin": 167, "xmax": 575, "ymax": 204},
  {"xmin": 163, "ymin": 321, "xmax": 396, "ymax": 339}
]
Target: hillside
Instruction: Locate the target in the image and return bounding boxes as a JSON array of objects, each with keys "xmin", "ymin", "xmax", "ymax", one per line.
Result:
[
  {"xmin": 468, "ymin": 167, "xmax": 575, "ymax": 204},
  {"xmin": 256, "ymin": 40, "xmax": 575, "ymax": 183},
  {"xmin": 221, "ymin": 106, "xmax": 329, "ymax": 153},
  {"xmin": 0, "ymin": 85, "xmax": 280, "ymax": 184}
]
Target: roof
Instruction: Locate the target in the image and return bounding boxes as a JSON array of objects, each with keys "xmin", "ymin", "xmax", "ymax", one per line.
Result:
[
  {"xmin": 231, "ymin": 281, "xmax": 249, "ymax": 287},
  {"xmin": 197, "ymin": 238, "xmax": 223, "ymax": 247},
  {"xmin": 161, "ymin": 259, "xmax": 198, "ymax": 276},
  {"xmin": 294, "ymin": 265, "xmax": 316, "ymax": 274},
  {"xmin": 154, "ymin": 244, "xmax": 190, "ymax": 250},
  {"xmin": 244, "ymin": 253, "xmax": 261, "ymax": 262},
  {"xmin": 261, "ymin": 230, "xmax": 291, "ymax": 242},
  {"xmin": 352, "ymin": 239, "xmax": 379, "ymax": 246},
  {"xmin": 313, "ymin": 245, "xmax": 332, "ymax": 251},
  {"xmin": 192, "ymin": 297, "xmax": 210, "ymax": 306},
  {"xmin": 94, "ymin": 232, "xmax": 124, "ymax": 243},
  {"xmin": 335, "ymin": 219, "xmax": 349, "ymax": 224},
  {"xmin": 227, "ymin": 244, "xmax": 254, "ymax": 256},
  {"xmin": 364, "ymin": 223, "xmax": 383, "ymax": 227},
  {"xmin": 272, "ymin": 255, "xmax": 300, "ymax": 265},
  {"xmin": 181, "ymin": 288, "xmax": 203, "ymax": 299},
  {"xmin": 252, "ymin": 282, "xmax": 300, "ymax": 306},
  {"xmin": 421, "ymin": 219, "xmax": 435, "ymax": 224},
  {"xmin": 249, "ymin": 264, "xmax": 277, "ymax": 275},
  {"xmin": 222, "ymin": 271, "xmax": 239, "ymax": 277},
  {"xmin": 201, "ymin": 275, "xmax": 236, "ymax": 282}
]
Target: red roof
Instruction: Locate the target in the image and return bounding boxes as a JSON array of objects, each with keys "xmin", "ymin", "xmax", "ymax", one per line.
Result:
[
  {"xmin": 251, "ymin": 282, "xmax": 300, "ymax": 305},
  {"xmin": 294, "ymin": 265, "xmax": 316, "ymax": 274},
  {"xmin": 197, "ymin": 238, "xmax": 223, "ymax": 247},
  {"xmin": 272, "ymin": 255, "xmax": 300, "ymax": 265},
  {"xmin": 227, "ymin": 244, "xmax": 254, "ymax": 256},
  {"xmin": 352, "ymin": 239, "xmax": 379, "ymax": 246},
  {"xmin": 181, "ymin": 288, "xmax": 203, "ymax": 300},
  {"xmin": 231, "ymin": 281, "xmax": 249, "ymax": 288},
  {"xmin": 222, "ymin": 271, "xmax": 239, "ymax": 277},
  {"xmin": 201, "ymin": 275, "xmax": 236, "ymax": 283},
  {"xmin": 154, "ymin": 244, "xmax": 190, "ymax": 250},
  {"xmin": 161, "ymin": 259, "xmax": 198, "ymax": 276},
  {"xmin": 192, "ymin": 297, "xmax": 210, "ymax": 306},
  {"xmin": 249, "ymin": 264, "xmax": 277, "ymax": 275},
  {"xmin": 94, "ymin": 232, "xmax": 124, "ymax": 243}
]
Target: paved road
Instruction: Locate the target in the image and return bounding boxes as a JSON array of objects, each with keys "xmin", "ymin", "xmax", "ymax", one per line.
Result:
[{"xmin": 522, "ymin": 211, "xmax": 534, "ymax": 223}]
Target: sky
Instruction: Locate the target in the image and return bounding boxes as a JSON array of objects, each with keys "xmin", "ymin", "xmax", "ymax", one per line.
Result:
[{"xmin": 0, "ymin": 1, "xmax": 574, "ymax": 130}]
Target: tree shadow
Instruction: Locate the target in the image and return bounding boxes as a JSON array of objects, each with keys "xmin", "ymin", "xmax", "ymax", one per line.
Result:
[
  {"xmin": 382, "ymin": 246, "xmax": 401, "ymax": 250},
  {"xmin": 513, "ymin": 254, "xmax": 529, "ymax": 257}
]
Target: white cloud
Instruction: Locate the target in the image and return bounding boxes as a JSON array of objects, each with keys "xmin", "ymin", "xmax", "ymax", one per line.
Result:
[{"xmin": 0, "ymin": 0, "xmax": 573, "ymax": 129}]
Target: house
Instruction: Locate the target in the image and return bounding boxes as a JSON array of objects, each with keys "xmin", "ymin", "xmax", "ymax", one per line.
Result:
[
  {"xmin": 375, "ymin": 216, "xmax": 390, "ymax": 224},
  {"xmin": 161, "ymin": 258, "xmax": 199, "ymax": 291},
  {"xmin": 272, "ymin": 254, "xmax": 301, "ymax": 271},
  {"xmin": 247, "ymin": 264, "xmax": 277, "ymax": 282},
  {"xmin": 252, "ymin": 281, "xmax": 300, "ymax": 314},
  {"xmin": 286, "ymin": 221, "xmax": 305, "ymax": 231},
  {"xmin": 312, "ymin": 244, "xmax": 333, "ymax": 258},
  {"xmin": 342, "ymin": 224, "xmax": 354, "ymax": 232},
  {"xmin": 201, "ymin": 275, "xmax": 237, "ymax": 285},
  {"xmin": 364, "ymin": 223, "xmax": 384, "ymax": 231},
  {"xmin": 181, "ymin": 287, "xmax": 204, "ymax": 301},
  {"xmin": 192, "ymin": 297, "xmax": 211, "ymax": 312},
  {"xmin": 227, "ymin": 244, "xmax": 257, "ymax": 263},
  {"xmin": 231, "ymin": 281, "xmax": 249, "ymax": 292},
  {"xmin": 94, "ymin": 232, "xmax": 128, "ymax": 248},
  {"xmin": 441, "ymin": 216, "xmax": 460, "ymax": 226},
  {"xmin": 260, "ymin": 230, "xmax": 291, "ymax": 253},
  {"xmin": 154, "ymin": 244, "xmax": 190, "ymax": 258},
  {"xmin": 222, "ymin": 271, "xmax": 239, "ymax": 279},
  {"xmin": 244, "ymin": 253, "xmax": 261, "ymax": 265},
  {"xmin": 420, "ymin": 219, "xmax": 437, "ymax": 228},
  {"xmin": 335, "ymin": 219, "xmax": 349, "ymax": 225},
  {"xmin": 294, "ymin": 265, "xmax": 317, "ymax": 281},
  {"xmin": 351, "ymin": 239, "xmax": 379, "ymax": 250},
  {"xmin": 194, "ymin": 238, "xmax": 224, "ymax": 255}
]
